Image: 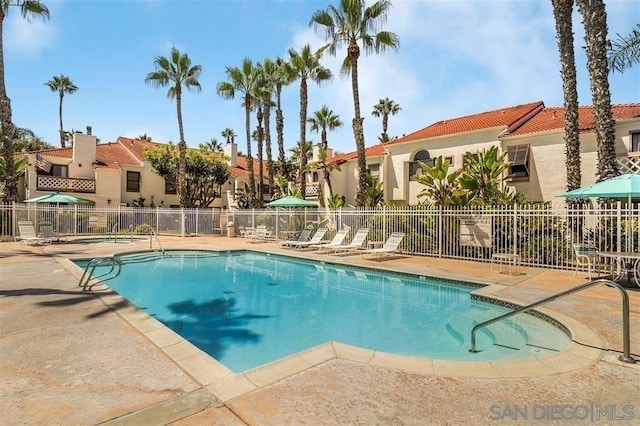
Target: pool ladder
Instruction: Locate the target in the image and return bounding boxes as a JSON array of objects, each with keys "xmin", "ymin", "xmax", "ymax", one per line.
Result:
[
  {"xmin": 149, "ymin": 229, "xmax": 165, "ymax": 254},
  {"xmin": 469, "ymin": 278, "xmax": 636, "ymax": 363},
  {"xmin": 78, "ymin": 257, "xmax": 123, "ymax": 291}
]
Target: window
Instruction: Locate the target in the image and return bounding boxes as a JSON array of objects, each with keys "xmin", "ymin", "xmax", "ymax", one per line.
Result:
[
  {"xmin": 409, "ymin": 150, "xmax": 433, "ymax": 180},
  {"xmin": 37, "ymin": 164, "xmax": 67, "ymax": 177},
  {"xmin": 126, "ymin": 171, "xmax": 141, "ymax": 192},
  {"xmin": 165, "ymin": 179, "xmax": 176, "ymax": 194},
  {"xmin": 507, "ymin": 144, "xmax": 531, "ymax": 180},
  {"xmin": 631, "ymin": 132, "xmax": 640, "ymax": 153},
  {"xmin": 368, "ymin": 163, "xmax": 380, "ymax": 179},
  {"xmin": 444, "ymin": 156, "xmax": 454, "ymax": 166},
  {"xmin": 311, "ymin": 171, "xmax": 319, "ymax": 182}
]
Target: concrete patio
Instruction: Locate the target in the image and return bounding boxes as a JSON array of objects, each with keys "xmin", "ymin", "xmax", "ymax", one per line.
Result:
[{"xmin": 1, "ymin": 236, "xmax": 638, "ymax": 425}]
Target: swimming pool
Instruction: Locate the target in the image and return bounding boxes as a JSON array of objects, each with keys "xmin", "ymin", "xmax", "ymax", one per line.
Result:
[{"xmin": 76, "ymin": 251, "xmax": 570, "ymax": 373}]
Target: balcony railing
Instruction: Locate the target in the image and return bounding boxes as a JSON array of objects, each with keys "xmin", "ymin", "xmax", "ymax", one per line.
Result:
[
  {"xmin": 305, "ymin": 183, "xmax": 319, "ymax": 198},
  {"xmin": 37, "ymin": 176, "xmax": 96, "ymax": 193}
]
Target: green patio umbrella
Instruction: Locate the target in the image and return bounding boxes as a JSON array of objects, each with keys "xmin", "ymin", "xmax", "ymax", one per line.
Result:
[
  {"xmin": 25, "ymin": 192, "xmax": 89, "ymax": 204},
  {"xmin": 557, "ymin": 173, "xmax": 640, "ymax": 205},
  {"xmin": 265, "ymin": 196, "xmax": 317, "ymax": 208}
]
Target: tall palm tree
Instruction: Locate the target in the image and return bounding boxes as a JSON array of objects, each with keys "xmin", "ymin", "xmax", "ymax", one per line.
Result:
[
  {"xmin": 371, "ymin": 97, "xmax": 401, "ymax": 142},
  {"xmin": 257, "ymin": 58, "xmax": 277, "ymax": 197},
  {"xmin": 221, "ymin": 128, "xmax": 237, "ymax": 144},
  {"xmin": 308, "ymin": 105, "xmax": 343, "ymax": 197},
  {"xmin": 551, "ymin": 0, "xmax": 581, "ymax": 193},
  {"xmin": 44, "ymin": 74, "xmax": 78, "ymax": 148},
  {"xmin": 274, "ymin": 57, "xmax": 295, "ymax": 166},
  {"xmin": 576, "ymin": 0, "xmax": 618, "ymax": 181},
  {"xmin": 287, "ymin": 44, "xmax": 333, "ymax": 198},
  {"xmin": 608, "ymin": 24, "xmax": 640, "ymax": 74},
  {"xmin": 145, "ymin": 46, "xmax": 202, "ymax": 206},
  {"xmin": 310, "ymin": 0, "xmax": 399, "ymax": 206},
  {"xmin": 217, "ymin": 58, "xmax": 260, "ymax": 202},
  {"xmin": 1, "ymin": 0, "xmax": 49, "ymax": 203}
]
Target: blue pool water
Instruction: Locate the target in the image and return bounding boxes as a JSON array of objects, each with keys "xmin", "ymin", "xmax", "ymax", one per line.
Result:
[{"xmin": 76, "ymin": 251, "xmax": 570, "ymax": 373}]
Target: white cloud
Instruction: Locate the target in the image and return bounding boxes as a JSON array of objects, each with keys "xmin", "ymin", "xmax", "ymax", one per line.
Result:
[{"xmin": 5, "ymin": 14, "xmax": 57, "ymax": 58}]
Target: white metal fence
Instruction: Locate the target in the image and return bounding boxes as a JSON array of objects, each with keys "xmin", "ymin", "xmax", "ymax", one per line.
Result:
[{"xmin": 1, "ymin": 202, "xmax": 638, "ymax": 271}]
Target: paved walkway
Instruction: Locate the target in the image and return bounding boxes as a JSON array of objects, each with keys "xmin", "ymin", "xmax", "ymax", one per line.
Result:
[{"xmin": 1, "ymin": 236, "xmax": 639, "ymax": 425}]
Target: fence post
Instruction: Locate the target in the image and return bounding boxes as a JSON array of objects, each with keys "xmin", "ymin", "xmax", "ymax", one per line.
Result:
[
  {"xmin": 513, "ymin": 204, "xmax": 518, "ymax": 255},
  {"xmin": 11, "ymin": 201, "xmax": 16, "ymax": 240},
  {"xmin": 438, "ymin": 205, "xmax": 443, "ymax": 258},
  {"xmin": 617, "ymin": 201, "xmax": 622, "ymax": 252},
  {"xmin": 181, "ymin": 207, "xmax": 185, "ymax": 237}
]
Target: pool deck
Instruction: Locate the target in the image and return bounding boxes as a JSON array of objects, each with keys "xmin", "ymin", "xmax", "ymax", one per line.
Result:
[{"xmin": 1, "ymin": 235, "xmax": 639, "ymax": 425}]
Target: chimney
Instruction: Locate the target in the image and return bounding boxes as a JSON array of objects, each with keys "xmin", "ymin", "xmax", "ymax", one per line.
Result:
[
  {"xmin": 224, "ymin": 141, "xmax": 237, "ymax": 167},
  {"xmin": 86, "ymin": 125, "xmax": 92, "ymax": 135}
]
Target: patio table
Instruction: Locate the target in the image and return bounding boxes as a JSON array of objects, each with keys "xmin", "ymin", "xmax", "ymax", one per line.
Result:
[{"xmin": 597, "ymin": 251, "xmax": 640, "ymax": 287}]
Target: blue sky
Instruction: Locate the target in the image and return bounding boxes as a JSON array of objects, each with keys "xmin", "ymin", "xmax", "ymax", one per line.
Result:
[{"xmin": 6, "ymin": 0, "xmax": 639, "ymax": 155}]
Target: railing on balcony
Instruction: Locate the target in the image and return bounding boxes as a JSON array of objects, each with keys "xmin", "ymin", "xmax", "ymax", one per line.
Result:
[
  {"xmin": 37, "ymin": 176, "xmax": 96, "ymax": 193},
  {"xmin": 305, "ymin": 183, "xmax": 319, "ymax": 199},
  {"xmin": 617, "ymin": 155, "xmax": 640, "ymax": 174}
]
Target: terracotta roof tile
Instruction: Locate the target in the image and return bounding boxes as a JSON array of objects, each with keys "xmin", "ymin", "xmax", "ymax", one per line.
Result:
[
  {"xmin": 387, "ymin": 101, "xmax": 545, "ymax": 144},
  {"xmin": 504, "ymin": 103, "xmax": 640, "ymax": 137},
  {"xmin": 328, "ymin": 143, "xmax": 386, "ymax": 164}
]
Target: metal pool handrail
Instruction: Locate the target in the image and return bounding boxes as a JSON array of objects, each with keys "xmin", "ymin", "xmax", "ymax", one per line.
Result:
[
  {"xmin": 469, "ymin": 278, "xmax": 636, "ymax": 364},
  {"xmin": 149, "ymin": 229, "xmax": 165, "ymax": 254},
  {"xmin": 78, "ymin": 257, "xmax": 123, "ymax": 291}
]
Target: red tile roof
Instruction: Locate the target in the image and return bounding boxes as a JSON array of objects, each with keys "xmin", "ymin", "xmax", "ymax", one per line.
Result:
[
  {"xmin": 504, "ymin": 104, "xmax": 640, "ymax": 137},
  {"xmin": 27, "ymin": 137, "xmax": 264, "ymax": 177},
  {"xmin": 328, "ymin": 143, "xmax": 387, "ymax": 164},
  {"xmin": 387, "ymin": 101, "xmax": 545, "ymax": 144}
]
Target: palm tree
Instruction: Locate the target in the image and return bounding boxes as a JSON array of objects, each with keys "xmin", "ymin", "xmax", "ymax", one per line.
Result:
[
  {"xmin": 288, "ymin": 44, "xmax": 333, "ymax": 198},
  {"xmin": 608, "ymin": 24, "xmax": 640, "ymax": 74},
  {"xmin": 221, "ymin": 128, "xmax": 237, "ymax": 144},
  {"xmin": 576, "ymin": 0, "xmax": 618, "ymax": 181},
  {"xmin": 1, "ymin": 0, "xmax": 49, "ymax": 203},
  {"xmin": 217, "ymin": 58, "xmax": 260, "ymax": 203},
  {"xmin": 308, "ymin": 105, "xmax": 343, "ymax": 197},
  {"xmin": 44, "ymin": 74, "xmax": 78, "ymax": 148},
  {"xmin": 371, "ymin": 97, "xmax": 401, "ymax": 142},
  {"xmin": 258, "ymin": 58, "xmax": 277, "ymax": 197},
  {"xmin": 199, "ymin": 137, "xmax": 223, "ymax": 152},
  {"xmin": 137, "ymin": 133, "xmax": 152, "ymax": 141},
  {"xmin": 310, "ymin": 0, "xmax": 399, "ymax": 206},
  {"xmin": 274, "ymin": 57, "xmax": 295, "ymax": 166},
  {"xmin": 145, "ymin": 46, "xmax": 202, "ymax": 206},
  {"xmin": 551, "ymin": 0, "xmax": 581, "ymax": 194}
]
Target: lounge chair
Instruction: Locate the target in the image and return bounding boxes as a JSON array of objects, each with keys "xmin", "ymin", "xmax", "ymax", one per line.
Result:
[
  {"xmin": 310, "ymin": 228, "xmax": 350, "ymax": 251},
  {"xmin": 279, "ymin": 228, "xmax": 311, "ymax": 247},
  {"xmin": 362, "ymin": 232, "xmax": 404, "ymax": 260},
  {"xmin": 283, "ymin": 228, "xmax": 327, "ymax": 249},
  {"xmin": 248, "ymin": 225, "xmax": 273, "ymax": 243},
  {"xmin": 38, "ymin": 221, "xmax": 61, "ymax": 243},
  {"xmin": 328, "ymin": 228, "xmax": 369, "ymax": 254},
  {"xmin": 17, "ymin": 220, "xmax": 52, "ymax": 245}
]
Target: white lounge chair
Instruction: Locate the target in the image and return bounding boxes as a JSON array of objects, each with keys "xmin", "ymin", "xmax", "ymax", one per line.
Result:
[
  {"xmin": 279, "ymin": 228, "xmax": 311, "ymax": 247},
  {"xmin": 327, "ymin": 228, "xmax": 369, "ymax": 254},
  {"xmin": 248, "ymin": 225, "xmax": 273, "ymax": 243},
  {"xmin": 362, "ymin": 232, "xmax": 404, "ymax": 260},
  {"xmin": 311, "ymin": 228, "xmax": 350, "ymax": 251},
  {"xmin": 283, "ymin": 228, "xmax": 327, "ymax": 249},
  {"xmin": 17, "ymin": 220, "xmax": 52, "ymax": 245}
]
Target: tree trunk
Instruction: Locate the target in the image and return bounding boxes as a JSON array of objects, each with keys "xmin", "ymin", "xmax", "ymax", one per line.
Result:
[
  {"xmin": 244, "ymin": 97, "xmax": 256, "ymax": 202},
  {"xmin": 264, "ymin": 100, "xmax": 274, "ymax": 197},
  {"xmin": 58, "ymin": 92, "xmax": 65, "ymax": 148},
  {"xmin": 256, "ymin": 105, "xmax": 264, "ymax": 205},
  {"xmin": 0, "ymin": 14, "xmax": 17, "ymax": 203},
  {"xmin": 175, "ymin": 88, "xmax": 187, "ymax": 207},
  {"xmin": 552, "ymin": 0, "xmax": 581, "ymax": 192},
  {"xmin": 577, "ymin": 0, "xmax": 618, "ymax": 181},
  {"xmin": 298, "ymin": 77, "xmax": 308, "ymax": 198},
  {"xmin": 321, "ymin": 127, "xmax": 333, "ymax": 198},
  {"xmin": 276, "ymin": 84, "xmax": 286, "ymax": 164},
  {"xmin": 348, "ymin": 39, "xmax": 367, "ymax": 207}
]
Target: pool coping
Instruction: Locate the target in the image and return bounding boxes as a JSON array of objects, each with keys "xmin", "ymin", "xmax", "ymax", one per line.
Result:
[{"xmin": 56, "ymin": 250, "xmax": 607, "ymax": 403}]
